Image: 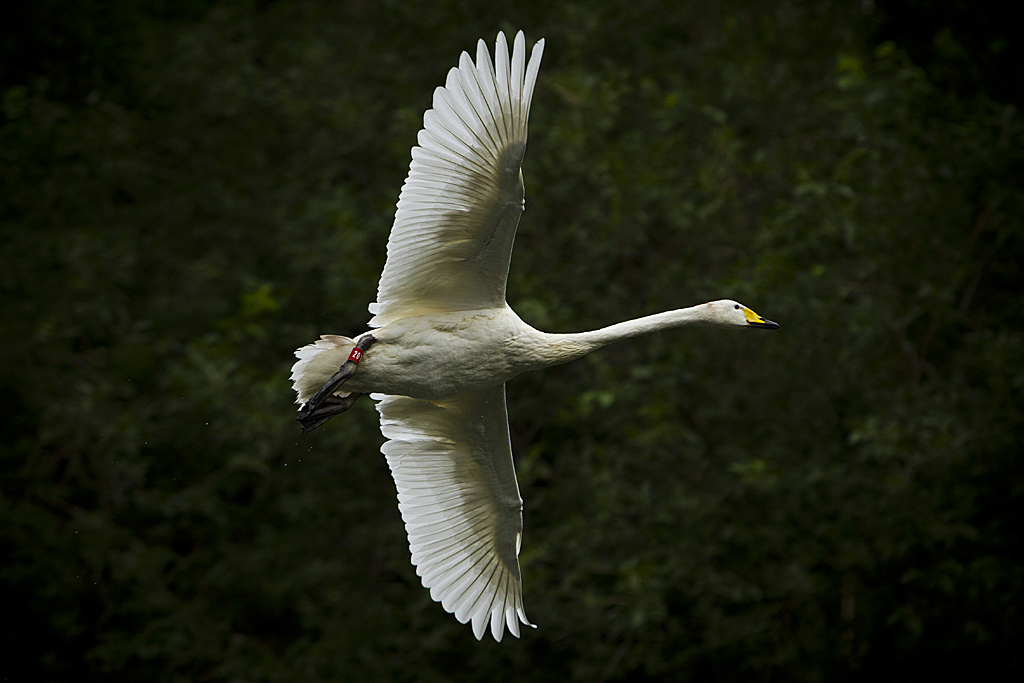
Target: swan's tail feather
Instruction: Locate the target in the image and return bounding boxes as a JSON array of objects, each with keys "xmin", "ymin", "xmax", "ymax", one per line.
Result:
[{"xmin": 290, "ymin": 335, "xmax": 356, "ymax": 405}]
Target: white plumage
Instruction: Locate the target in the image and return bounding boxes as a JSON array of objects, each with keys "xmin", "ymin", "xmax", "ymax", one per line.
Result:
[
  {"xmin": 369, "ymin": 32, "xmax": 541, "ymax": 328},
  {"xmin": 291, "ymin": 31, "xmax": 777, "ymax": 641},
  {"xmin": 377, "ymin": 387, "xmax": 527, "ymax": 640}
]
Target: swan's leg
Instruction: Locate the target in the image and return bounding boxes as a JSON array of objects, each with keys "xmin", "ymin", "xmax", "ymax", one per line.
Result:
[
  {"xmin": 297, "ymin": 334, "xmax": 375, "ymax": 431},
  {"xmin": 298, "ymin": 393, "xmax": 363, "ymax": 433}
]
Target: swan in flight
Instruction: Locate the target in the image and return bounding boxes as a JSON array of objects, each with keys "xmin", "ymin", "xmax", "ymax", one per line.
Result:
[{"xmin": 290, "ymin": 31, "xmax": 777, "ymax": 642}]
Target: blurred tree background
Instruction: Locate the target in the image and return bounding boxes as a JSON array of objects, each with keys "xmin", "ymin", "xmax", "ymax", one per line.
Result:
[{"xmin": 2, "ymin": 0, "xmax": 1022, "ymax": 680}]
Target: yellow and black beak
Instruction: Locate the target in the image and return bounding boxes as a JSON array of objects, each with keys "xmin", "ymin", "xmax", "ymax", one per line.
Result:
[{"xmin": 743, "ymin": 306, "xmax": 779, "ymax": 330}]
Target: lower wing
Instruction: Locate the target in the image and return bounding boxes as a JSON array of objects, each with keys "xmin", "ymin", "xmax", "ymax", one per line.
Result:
[{"xmin": 374, "ymin": 385, "xmax": 534, "ymax": 641}]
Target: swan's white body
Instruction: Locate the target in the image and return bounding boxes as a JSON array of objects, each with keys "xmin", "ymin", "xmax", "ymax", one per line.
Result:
[{"xmin": 291, "ymin": 32, "xmax": 777, "ymax": 642}]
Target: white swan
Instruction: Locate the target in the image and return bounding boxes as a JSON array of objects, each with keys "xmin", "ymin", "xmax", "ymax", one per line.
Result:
[{"xmin": 290, "ymin": 32, "xmax": 777, "ymax": 642}]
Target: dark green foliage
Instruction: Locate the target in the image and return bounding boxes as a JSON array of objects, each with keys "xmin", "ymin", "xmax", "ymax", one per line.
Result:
[{"xmin": 2, "ymin": 1, "xmax": 1021, "ymax": 680}]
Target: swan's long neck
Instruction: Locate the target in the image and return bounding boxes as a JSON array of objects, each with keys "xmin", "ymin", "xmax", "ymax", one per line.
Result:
[{"xmin": 524, "ymin": 303, "xmax": 716, "ymax": 369}]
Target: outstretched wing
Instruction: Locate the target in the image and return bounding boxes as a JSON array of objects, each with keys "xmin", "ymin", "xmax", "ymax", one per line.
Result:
[
  {"xmin": 374, "ymin": 385, "xmax": 534, "ymax": 641},
  {"xmin": 368, "ymin": 31, "xmax": 545, "ymax": 328}
]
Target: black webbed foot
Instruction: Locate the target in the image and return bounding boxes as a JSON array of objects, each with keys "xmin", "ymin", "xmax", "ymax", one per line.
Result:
[
  {"xmin": 297, "ymin": 334, "xmax": 375, "ymax": 433},
  {"xmin": 304, "ymin": 359, "xmax": 359, "ymax": 412},
  {"xmin": 298, "ymin": 393, "xmax": 363, "ymax": 433}
]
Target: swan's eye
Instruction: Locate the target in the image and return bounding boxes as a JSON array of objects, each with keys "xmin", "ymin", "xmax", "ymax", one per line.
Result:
[{"xmin": 734, "ymin": 304, "xmax": 740, "ymax": 310}]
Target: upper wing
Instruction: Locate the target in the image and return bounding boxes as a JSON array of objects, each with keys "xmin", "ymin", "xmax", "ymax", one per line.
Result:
[
  {"xmin": 368, "ymin": 31, "xmax": 545, "ymax": 328},
  {"xmin": 374, "ymin": 385, "xmax": 534, "ymax": 641}
]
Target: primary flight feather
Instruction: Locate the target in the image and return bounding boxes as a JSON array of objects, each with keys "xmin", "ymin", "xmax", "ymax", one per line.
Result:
[{"xmin": 291, "ymin": 31, "xmax": 777, "ymax": 642}]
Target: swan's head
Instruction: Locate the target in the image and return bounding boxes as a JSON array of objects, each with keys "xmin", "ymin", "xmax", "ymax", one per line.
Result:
[{"xmin": 709, "ymin": 300, "xmax": 779, "ymax": 329}]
